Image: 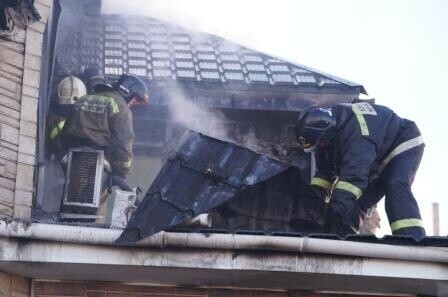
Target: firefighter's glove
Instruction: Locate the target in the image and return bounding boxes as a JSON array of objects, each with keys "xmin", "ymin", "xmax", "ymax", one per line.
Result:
[{"xmin": 330, "ymin": 190, "xmax": 363, "ymax": 233}]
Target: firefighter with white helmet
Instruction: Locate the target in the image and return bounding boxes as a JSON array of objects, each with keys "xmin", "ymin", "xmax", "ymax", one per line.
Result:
[
  {"xmin": 48, "ymin": 76, "xmax": 87, "ymax": 154},
  {"xmin": 57, "ymin": 76, "xmax": 87, "ymax": 104},
  {"xmin": 61, "ymin": 73, "xmax": 149, "ymax": 178}
]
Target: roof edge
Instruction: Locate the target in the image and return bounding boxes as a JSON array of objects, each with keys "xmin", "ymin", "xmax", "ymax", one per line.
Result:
[{"xmin": 0, "ymin": 221, "xmax": 446, "ymax": 263}]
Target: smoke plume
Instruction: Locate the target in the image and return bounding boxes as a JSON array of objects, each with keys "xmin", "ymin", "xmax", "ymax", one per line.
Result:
[
  {"xmin": 164, "ymin": 85, "xmax": 271, "ymax": 153},
  {"xmin": 165, "ymin": 87, "xmax": 231, "ymax": 142}
]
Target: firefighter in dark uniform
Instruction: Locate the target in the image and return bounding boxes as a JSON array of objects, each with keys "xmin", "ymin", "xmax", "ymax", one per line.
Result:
[
  {"xmin": 295, "ymin": 102, "xmax": 425, "ymax": 240},
  {"xmin": 61, "ymin": 74, "xmax": 149, "ymax": 180}
]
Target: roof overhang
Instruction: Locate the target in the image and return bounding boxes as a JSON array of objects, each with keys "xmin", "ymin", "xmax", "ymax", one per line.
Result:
[
  {"xmin": 0, "ymin": 221, "xmax": 448, "ymax": 295},
  {"xmin": 1, "ymin": 236, "xmax": 447, "ymax": 295}
]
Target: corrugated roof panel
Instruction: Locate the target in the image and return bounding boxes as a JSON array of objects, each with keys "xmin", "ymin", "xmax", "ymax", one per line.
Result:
[
  {"xmin": 150, "ymin": 35, "xmax": 167, "ymax": 42},
  {"xmin": 296, "ymin": 74, "xmax": 317, "ymax": 84},
  {"xmin": 129, "ymin": 33, "xmax": 147, "ymax": 42},
  {"xmin": 105, "ymin": 40, "xmax": 122, "ymax": 48},
  {"xmin": 248, "ymin": 72, "xmax": 269, "ymax": 82},
  {"xmin": 246, "ymin": 63, "xmax": 266, "ymax": 72},
  {"xmin": 197, "ymin": 53, "xmax": 216, "ymax": 61},
  {"xmin": 222, "ymin": 63, "xmax": 241, "ymax": 71},
  {"xmin": 200, "ymin": 71, "xmax": 220, "ymax": 80},
  {"xmin": 128, "ymin": 42, "xmax": 146, "ymax": 50},
  {"xmin": 174, "ymin": 52, "xmax": 193, "ymax": 60},
  {"xmin": 104, "ymin": 66, "xmax": 123, "ymax": 75},
  {"xmin": 176, "ymin": 61, "xmax": 194, "ymax": 69},
  {"xmin": 221, "ymin": 54, "xmax": 240, "ymax": 61},
  {"xmin": 151, "ymin": 42, "xmax": 170, "ymax": 50},
  {"xmin": 196, "ymin": 44, "xmax": 215, "ymax": 52},
  {"xmin": 105, "ymin": 49, "xmax": 122, "ymax": 57},
  {"xmin": 128, "ymin": 59, "xmax": 146, "ymax": 67},
  {"xmin": 117, "ymin": 132, "xmax": 300, "ymax": 243},
  {"xmin": 129, "ymin": 67, "xmax": 146, "ymax": 76},
  {"xmin": 105, "ymin": 58, "xmax": 122, "ymax": 66},
  {"xmin": 269, "ymin": 64, "xmax": 289, "ymax": 73},
  {"xmin": 177, "ymin": 69, "xmax": 196, "ymax": 78},
  {"xmin": 225, "ymin": 72, "xmax": 244, "ymax": 81},
  {"xmin": 128, "ymin": 50, "xmax": 146, "ymax": 58},
  {"xmin": 105, "ymin": 32, "xmax": 121, "ymax": 40},
  {"xmin": 153, "ymin": 68, "xmax": 172, "ymax": 77},
  {"xmin": 272, "ymin": 73, "xmax": 294, "ymax": 84},
  {"xmin": 173, "ymin": 43, "xmax": 191, "ymax": 51},
  {"xmin": 152, "ymin": 60, "xmax": 171, "ymax": 68},
  {"xmin": 243, "ymin": 54, "xmax": 263, "ymax": 63},
  {"xmin": 199, "ymin": 62, "xmax": 218, "ymax": 70},
  {"xmin": 104, "ymin": 24, "xmax": 122, "ymax": 33},
  {"xmin": 151, "ymin": 51, "xmax": 170, "ymax": 59}
]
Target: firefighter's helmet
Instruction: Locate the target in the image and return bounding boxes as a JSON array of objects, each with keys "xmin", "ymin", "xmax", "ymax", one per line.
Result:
[
  {"xmin": 295, "ymin": 107, "xmax": 336, "ymax": 153},
  {"xmin": 57, "ymin": 76, "xmax": 87, "ymax": 104},
  {"xmin": 112, "ymin": 74, "xmax": 149, "ymax": 105}
]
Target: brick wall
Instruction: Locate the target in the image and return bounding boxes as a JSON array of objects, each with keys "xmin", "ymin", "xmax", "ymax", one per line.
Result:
[
  {"xmin": 33, "ymin": 281, "xmax": 380, "ymax": 297},
  {"xmin": 0, "ymin": 0, "xmax": 53, "ymax": 219},
  {"xmin": 0, "ymin": 271, "xmax": 31, "ymax": 297}
]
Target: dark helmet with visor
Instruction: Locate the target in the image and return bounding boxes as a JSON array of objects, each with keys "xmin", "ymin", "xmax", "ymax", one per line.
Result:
[
  {"xmin": 295, "ymin": 107, "xmax": 336, "ymax": 153},
  {"xmin": 112, "ymin": 74, "xmax": 149, "ymax": 104}
]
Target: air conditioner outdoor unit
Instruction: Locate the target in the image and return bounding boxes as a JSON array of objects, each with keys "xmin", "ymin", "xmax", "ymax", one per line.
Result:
[{"xmin": 61, "ymin": 148, "xmax": 105, "ymax": 217}]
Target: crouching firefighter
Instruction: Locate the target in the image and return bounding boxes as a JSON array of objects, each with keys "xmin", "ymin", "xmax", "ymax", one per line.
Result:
[
  {"xmin": 295, "ymin": 102, "xmax": 426, "ymax": 240},
  {"xmin": 60, "ymin": 73, "xmax": 149, "ymax": 191}
]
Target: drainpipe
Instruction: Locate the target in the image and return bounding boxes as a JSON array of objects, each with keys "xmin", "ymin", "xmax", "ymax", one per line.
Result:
[{"xmin": 0, "ymin": 221, "xmax": 447, "ymax": 263}]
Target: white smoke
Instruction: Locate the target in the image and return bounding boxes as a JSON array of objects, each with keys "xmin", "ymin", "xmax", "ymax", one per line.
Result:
[
  {"xmin": 164, "ymin": 85, "xmax": 271, "ymax": 153},
  {"xmin": 100, "ymin": 0, "xmax": 299, "ymax": 59},
  {"xmin": 165, "ymin": 87, "xmax": 231, "ymax": 142}
]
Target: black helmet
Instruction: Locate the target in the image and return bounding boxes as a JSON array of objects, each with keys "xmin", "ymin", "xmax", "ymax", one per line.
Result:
[
  {"xmin": 113, "ymin": 74, "xmax": 149, "ymax": 104},
  {"xmin": 295, "ymin": 107, "xmax": 336, "ymax": 153}
]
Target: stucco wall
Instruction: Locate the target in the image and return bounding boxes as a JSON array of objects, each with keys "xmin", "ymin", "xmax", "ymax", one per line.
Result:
[{"xmin": 0, "ymin": 0, "xmax": 52, "ymax": 220}]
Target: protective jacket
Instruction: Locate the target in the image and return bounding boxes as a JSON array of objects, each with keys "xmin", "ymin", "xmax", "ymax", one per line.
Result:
[
  {"xmin": 61, "ymin": 90, "xmax": 134, "ymax": 177},
  {"xmin": 311, "ymin": 102, "xmax": 425, "ymax": 237}
]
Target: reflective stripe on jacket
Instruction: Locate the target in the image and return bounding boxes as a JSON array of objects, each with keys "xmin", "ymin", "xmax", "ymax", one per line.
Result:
[{"xmin": 315, "ymin": 103, "xmax": 424, "ymax": 199}]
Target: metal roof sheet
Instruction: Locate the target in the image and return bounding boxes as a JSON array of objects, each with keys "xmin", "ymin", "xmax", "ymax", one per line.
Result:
[{"xmin": 117, "ymin": 131, "xmax": 351, "ymax": 243}]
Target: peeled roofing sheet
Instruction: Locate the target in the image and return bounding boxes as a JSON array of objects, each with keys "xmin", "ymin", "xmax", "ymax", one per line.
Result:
[{"xmin": 117, "ymin": 131, "xmax": 302, "ymax": 243}]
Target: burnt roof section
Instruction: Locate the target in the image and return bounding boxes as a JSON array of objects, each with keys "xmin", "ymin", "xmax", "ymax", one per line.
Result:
[
  {"xmin": 117, "ymin": 131, "xmax": 353, "ymax": 243},
  {"xmin": 54, "ymin": 11, "xmax": 366, "ymax": 96}
]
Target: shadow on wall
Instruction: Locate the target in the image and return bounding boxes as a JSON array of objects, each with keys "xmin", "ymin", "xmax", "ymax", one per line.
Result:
[{"xmin": 127, "ymin": 156, "xmax": 162, "ymax": 201}]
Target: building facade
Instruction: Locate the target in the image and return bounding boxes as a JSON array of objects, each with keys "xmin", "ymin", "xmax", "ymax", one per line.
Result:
[{"xmin": 0, "ymin": 1, "xmax": 447, "ymax": 296}]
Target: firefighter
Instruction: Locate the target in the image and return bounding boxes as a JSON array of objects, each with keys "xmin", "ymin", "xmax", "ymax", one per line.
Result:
[
  {"xmin": 61, "ymin": 73, "xmax": 149, "ymax": 180},
  {"xmin": 295, "ymin": 102, "xmax": 426, "ymax": 240},
  {"xmin": 47, "ymin": 76, "xmax": 87, "ymax": 155}
]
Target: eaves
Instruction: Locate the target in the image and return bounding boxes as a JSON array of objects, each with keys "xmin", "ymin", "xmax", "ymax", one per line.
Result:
[{"xmin": 0, "ymin": 222, "xmax": 447, "ymax": 295}]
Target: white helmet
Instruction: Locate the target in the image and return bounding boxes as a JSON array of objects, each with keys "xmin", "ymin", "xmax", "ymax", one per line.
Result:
[{"xmin": 57, "ymin": 76, "xmax": 87, "ymax": 104}]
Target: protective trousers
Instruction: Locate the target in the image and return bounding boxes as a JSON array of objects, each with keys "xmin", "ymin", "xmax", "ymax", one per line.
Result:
[{"xmin": 358, "ymin": 125, "xmax": 425, "ymax": 239}]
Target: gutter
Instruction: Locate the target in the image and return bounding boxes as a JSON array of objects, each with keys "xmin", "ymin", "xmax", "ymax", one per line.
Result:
[{"xmin": 0, "ymin": 221, "xmax": 447, "ymax": 263}]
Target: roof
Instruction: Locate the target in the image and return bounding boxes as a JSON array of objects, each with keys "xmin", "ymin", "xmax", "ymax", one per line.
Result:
[{"xmin": 54, "ymin": 1, "xmax": 366, "ymax": 98}]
